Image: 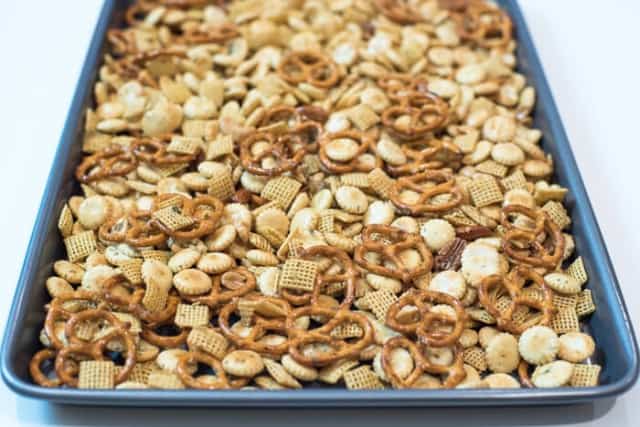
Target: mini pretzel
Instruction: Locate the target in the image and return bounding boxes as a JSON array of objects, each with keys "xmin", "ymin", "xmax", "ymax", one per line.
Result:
[
  {"xmin": 277, "ymin": 50, "xmax": 340, "ymax": 88},
  {"xmin": 354, "ymin": 224, "xmax": 433, "ymax": 283},
  {"xmin": 382, "ymin": 91, "xmax": 449, "ymax": 141},
  {"xmin": 386, "ymin": 139, "xmax": 462, "ymax": 176},
  {"xmin": 452, "ymin": 1, "xmax": 513, "ymax": 48},
  {"xmin": 177, "ymin": 351, "xmax": 247, "ymax": 389},
  {"xmin": 75, "ymin": 144, "xmax": 138, "ymax": 183},
  {"xmin": 281, "ymin": 245, "xmax": 358, "ymax": 309},
  {"xmin": 218, "ymin": 295, "xmax": 291, "ymax": 356},
  {"xmin": 240, "ymin": 131, "xmax": 306, "ymax": 176},
  {"xmin": 478, "ymin": 266, "xmax": 555, "ymax": 334},
  {"xmin": 126, "ymin": 210, "xmax": 168, "ymax": 247},
  {"xmin": 132, "ymin": 136, "xmax": 198, "ymax": 166},
  {"xmin": 378, "ymin": 73, "xmax": 430, "ymax": 102},
  {"xmin": 30, "ymin": 349, "xmax": 62, "ymax": 387},
  {"xmin": 286, "ymin": 306, "xmax": 373, "ymax": 367},
  {"xmin": 501, "ymin": 205, "xmax": 565, "ymax": 270},
  {"xmin": 385, "ymin": 290, "xmax": 466, "ymax": 347},
  {"xmin": 390, "ymin": 170, "xmax": 463, "ymax": 215},
  {"xmin": 55, "ymin": 309, "xmax": 136, "ymax": 387},
  {"xmin": 319, "ymin": 130, "xmax": 380, "ymax": 174},
  {"xmin": 374, "ymin": 0, "xmax": 423, "ymax": 25},
  {"xmin": 141, "ymin": 318, "xmax": 190, "ymax": 348},
  {"xmin": 183, "ymin": 268, "xmax": 256, "ymax": 309},
  {"xmin": 381, "ymin": 337, "xmax": 466, "ymax": 389}
]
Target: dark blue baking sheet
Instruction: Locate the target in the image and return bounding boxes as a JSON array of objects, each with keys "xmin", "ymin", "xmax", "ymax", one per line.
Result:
[{"xmin": 1, "ymin": 0, "xmax": 638, "ymax": 406}]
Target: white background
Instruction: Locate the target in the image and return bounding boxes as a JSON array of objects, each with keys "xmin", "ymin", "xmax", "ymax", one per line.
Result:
[{"xmin": 0, "ymin": 1, "xmax": 638, "ymax": 426}]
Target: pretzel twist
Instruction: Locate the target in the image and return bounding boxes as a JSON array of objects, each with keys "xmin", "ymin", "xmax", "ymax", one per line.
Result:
[
  {"xmin": 382, "ymin": 92, "xmax": 449, "ymax": 141},
  {"xmin": 390, "ymin": 169, "xmax": 463, "ymax": 215},
  {"xmin": 177, "ymin": 351, "xmax": 248, "ymax": 389},
  {"xmin": 386, "ymin": 139, "xmax": 462, "ymax": 176},
  {"xmin": 381, "ymin": 337, "xmax": 466, "ymax": 389},
  {"xmin": 183, "ymin": 268, "xmax": 256, "ymax": 309},
  {"xmin": 75, "ymin": 144, "xmax": 138, "ymax": 183},
  {"xmin": 218, "ymin": 295, "xmax": 291, "ymax": 356},
  {"xmin": 286, "ymin": 306, "xmax": 373, "ymax": 366},
  {"xmin": 280, "ymin": 245, "xmax": 358, "ymax": 310},
  {"xmin": 354, "ymin": 225, "xmax": 433, "ymax": 283},
  {"xmin": 501, "ymin": 205, "xmax": 565, "ymax": 270},
  {"xmin": 277, "ymin": 50, "xmax": 340, "ymax": 88},
  {"xmin": 385, "ymin": 290, "xmax": 466, "ymax": 347},
  {"xmin": 452, "ymin": 1, "xmax": 513, "ymax": 48},
  {"xmin": 132, "ymin": 136, "xmax": 198, "ymax": 166},
  {"xmin": 54, "ymin": 309, "xmax": 137, "ymax": 387},
  {"xmin": 478, "ymin": 266, "xmax": 555, "ymax": 334},
  {"xmin": 319, "ymin": 130, "xmax": 381, "ymax": 174}
]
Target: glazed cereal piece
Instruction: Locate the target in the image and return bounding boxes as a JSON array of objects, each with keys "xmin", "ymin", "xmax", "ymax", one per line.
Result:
[
  {"xmin": 518, "ymin": 326, "xmax": 559, "ymax": 365},
  {"xmin": 557, "ymin": 332, "xmax": 595, "ymax": 363},
  {"xmin": 531, "ymin": 360, "xmax": 574, "ymax": 388}
]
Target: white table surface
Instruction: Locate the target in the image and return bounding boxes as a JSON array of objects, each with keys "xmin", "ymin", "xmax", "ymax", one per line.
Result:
[{"xmin": 1, "ymin": 0, "xmax": 638, "ymax": 425}]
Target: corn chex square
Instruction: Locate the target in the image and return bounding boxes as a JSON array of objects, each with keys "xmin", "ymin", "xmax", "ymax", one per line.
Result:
[
  {"xmin": 64, "ymin": 231, "xmax": 97, "ymax": 263},
  {"xmin": 279, "ymin": 259, "xmax": 318, "ymax": 292},
  {"xmin": 155, "ymin": 194, "xmax": 185, "ymax": 210},
  {"xmin": 167, "ymin": 136, "xmax": 202, "ymax": 155},
  {"xmin": 261, "ymin": 176, "xmax": 302, "ymax": 210},
  {"xmin": 566, "ymin": 257, "xmax": 588, "ymax": 286},
  {"xmin": 78, "ymin": 360, "xmax": 115, "ymax": 389},
  {"xmin": 576, "ymin": 289, "xmax": 596, "ymax": 318},
  {"xmin": 142, "ymin": 283, "xmax": 168, "ymax": 312},
  {"xmin": 174, "ymin": 304, "xmax": 210, "ymax": 328},
  {"xmin": 347, "ymin": 105, "xmax": 380, "ymax": 131},
  {"xmin": 341, "ymin": 173, "xmax": 370, "ymax": 188},
  {"xmin": 500, "ymin": 169, "xmax": 528, "ymax": 191},
  {"xmin": 570, "ymin": 364, "xmax": 601, "ymax": 387},
  {"xmin": 208, "ymin": 168, "xmax": 235, "ymax": 201},
  {"xmin": 140, "ymin": 249, "xmax": 171, "ymax": 263},
  {"xmin": 119, "ymin": 258, "xmax": 143, "ymax": 285},
  {"xmin": 187, "ymin": 327, "xmax": 228, "ymax": 359},
  {"xmin": 206, "ymin": 134, "xmax": 234, "ymax": 159},
  {"xmin": 58, "ymin": 204, "xmax": 74, "ymax": 238},
  {"xmin": 552, "ymin": 293, "xmax": 578, "ymax": 312},
  {"xmin": 550, "ymin": 307, "xmax": 580, "ymax": 334},
  {"xmin": 363, "ymin": 290, "xmax": 398, "ymax": 321},
  {"xmin": 128, "ymin": 361, "xmax": 156, "ymax": 384},
  {"xmin": 476, "ymin": 160, "xmax": 508, "ymax": 178},
  {"xmin": 344, "ymin": 365, "xmax": 384, "ymax": 390},
  {"xmin": 542, "ymin": 201, "xmax": 571, "ymax": 230},
  {"xmin": 152, "ymin": 206, "xmax": 194, "ymax": 231},
  {"xmin": 468, "ymin": 175, "xmax": 503, "ymax": 207},
  {"xmin": 154, "ymin": 162, "xmax": 189, "ymax": 177},
  {"xmin": 463, "ymin": 346, "xmax": 487, "ymax": 372},
  {"xmin": 367, "ymin": 168, "xmax": 395, "ymax": 199}
]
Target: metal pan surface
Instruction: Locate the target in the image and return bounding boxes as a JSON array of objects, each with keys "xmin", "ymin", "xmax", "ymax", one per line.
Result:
[{"xmin": 1, "ymin": 0, "xmax": 638, "ymax": 407}]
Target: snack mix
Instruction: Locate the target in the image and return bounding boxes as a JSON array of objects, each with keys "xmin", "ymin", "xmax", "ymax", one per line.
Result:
[{"xmin": 30, "ymin": 0, "xmax": 601, "ymax": 390}]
